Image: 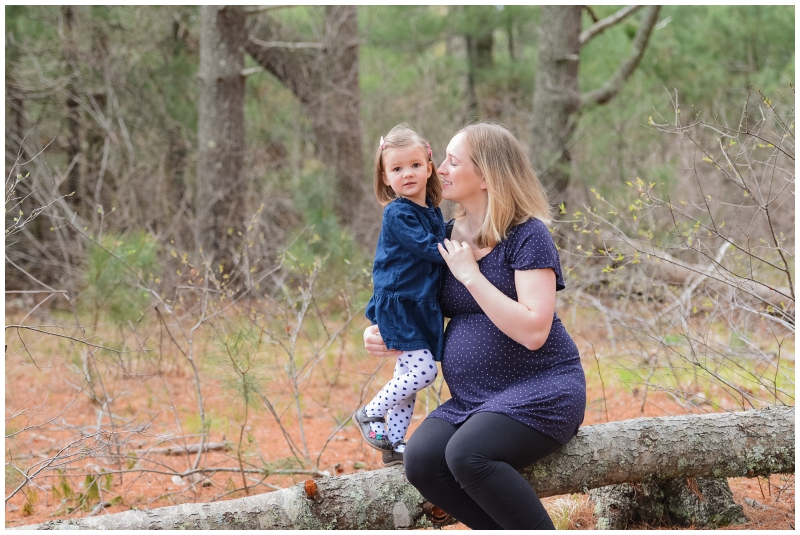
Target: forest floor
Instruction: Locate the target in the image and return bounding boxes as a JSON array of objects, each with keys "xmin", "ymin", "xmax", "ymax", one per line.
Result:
[{"xmin": 4, "ymin": 307, "xmax": 794, "ymax": 530}]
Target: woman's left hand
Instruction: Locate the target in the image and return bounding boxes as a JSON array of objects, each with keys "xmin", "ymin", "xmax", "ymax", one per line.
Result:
[{"xmin": 438, "ymin": 238, "xmax": 482, "ymax": 285}]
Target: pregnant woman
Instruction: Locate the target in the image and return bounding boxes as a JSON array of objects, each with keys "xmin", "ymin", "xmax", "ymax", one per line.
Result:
[{"xmin": 364, "ymin": 122, "xmax": 586, "ymax": 529}]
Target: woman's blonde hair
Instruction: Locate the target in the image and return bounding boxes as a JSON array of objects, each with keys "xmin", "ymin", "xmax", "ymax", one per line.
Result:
[
  {"xmin": 373, "ymin": 123, "xmax": 442, "ymax": 207},
  {"xmin": 453, "ymin": 122, "xmax": 553, "ymax": 248}
]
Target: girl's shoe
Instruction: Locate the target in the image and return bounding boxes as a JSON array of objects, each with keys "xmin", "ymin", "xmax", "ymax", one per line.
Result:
[
  {"xmin": 382, "ymin": 440, "xmax": 405, "ymax": 467},
  {"xmin": 353, "ymin": 408, "xmax": 391, "ymax": 451}
]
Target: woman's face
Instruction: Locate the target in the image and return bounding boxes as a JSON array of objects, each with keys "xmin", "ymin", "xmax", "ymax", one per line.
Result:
[{"xmin": 438, "ymin": 132, "xmax": 486, "ymax": 204}]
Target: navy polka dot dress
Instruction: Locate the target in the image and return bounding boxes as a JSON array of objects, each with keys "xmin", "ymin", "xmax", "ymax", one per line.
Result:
[{"xmin": 428, "ymin": 218, "xmax": 586, "ymax": 445}]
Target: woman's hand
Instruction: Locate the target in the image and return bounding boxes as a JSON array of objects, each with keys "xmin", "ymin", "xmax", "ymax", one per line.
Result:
[
  {"xmin": 363, "ymin": 324, "xmax": 402, "ymax": 358},
  {"xmin": 438, "ymin": 238, "xmax": 482, "ymax": 285}
]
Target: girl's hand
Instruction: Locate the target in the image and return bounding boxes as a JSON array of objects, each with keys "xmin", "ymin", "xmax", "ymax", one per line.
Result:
[
  {"xmin": 438, "ymin": 238, "xmax": 482, "ymax": 285},
  {"xmin": 363, "ymin": 324, "xmax": 402, "ymax": 358}
]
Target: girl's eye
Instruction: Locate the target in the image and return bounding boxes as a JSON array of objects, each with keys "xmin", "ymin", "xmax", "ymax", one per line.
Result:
[
  {"xmin": 392, "ymin": 167, "xmax": 400, "ymax": 172},
  {"xmin": 413, "ymin": 163, "xmax": 421, "ymax": 168}
]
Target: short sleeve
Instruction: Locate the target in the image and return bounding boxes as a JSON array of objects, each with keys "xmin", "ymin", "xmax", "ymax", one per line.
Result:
[{"xmin": 506, "ymin": 218, "xmax": 565, "ymax": 291}]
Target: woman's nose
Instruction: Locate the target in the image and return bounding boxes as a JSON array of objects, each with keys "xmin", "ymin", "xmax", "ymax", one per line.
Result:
[{"xmin": 437, "ymin": 160, "xmax": 447, "ymax": 175}]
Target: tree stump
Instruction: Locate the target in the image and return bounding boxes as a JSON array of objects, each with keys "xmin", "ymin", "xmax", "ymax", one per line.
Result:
[{"xmin": 590, "ymin": 477, "xmax": 747, "ymax": 529}]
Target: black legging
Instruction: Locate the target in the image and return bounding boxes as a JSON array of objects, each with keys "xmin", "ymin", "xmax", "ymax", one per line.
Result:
[{"xmin": 404, "ymin": 412, "xmax": 562, "ymax": 530}]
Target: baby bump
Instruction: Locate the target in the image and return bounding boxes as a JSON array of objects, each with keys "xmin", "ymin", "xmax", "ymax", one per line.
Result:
[
  {"xmin": 442, "ymin": 314, "xmax": 581, "ymax": 394},
  {"xmin": 442, "ymin": 314, "xmax": 521, "ymax": 395}
]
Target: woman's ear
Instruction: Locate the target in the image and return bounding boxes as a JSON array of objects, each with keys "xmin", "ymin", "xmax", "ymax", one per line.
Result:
[{"xmin": 475, "ymin": 165, "xmax": 487, "ymax": 190}]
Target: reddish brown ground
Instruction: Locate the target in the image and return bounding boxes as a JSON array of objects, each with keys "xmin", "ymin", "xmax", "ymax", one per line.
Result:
[{"xmin": 5, "ymin": 311, "xmax": 794, "ymax": 530}]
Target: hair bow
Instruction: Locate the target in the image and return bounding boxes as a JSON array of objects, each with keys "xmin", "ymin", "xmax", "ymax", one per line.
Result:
[
  {"xmin": 379, "ymin": 136, "xmax": 386, "ymax": 151},
  {"xmin": 425, "ymin": 142, "xmax": 432, "ymax": 159}
]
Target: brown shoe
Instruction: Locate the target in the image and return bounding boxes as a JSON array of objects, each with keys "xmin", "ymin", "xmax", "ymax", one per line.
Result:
[{"xmin": 382, "ymin": 441, "xmax": 405, "ymax": 466}]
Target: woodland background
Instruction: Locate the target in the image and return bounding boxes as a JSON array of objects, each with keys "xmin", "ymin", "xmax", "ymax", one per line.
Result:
[{"xmin": 4, "ymin": 5, "xmax": 795, "ymax": 528}]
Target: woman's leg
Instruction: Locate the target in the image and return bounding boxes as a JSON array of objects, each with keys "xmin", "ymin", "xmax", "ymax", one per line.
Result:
[
  {"xmin": 405, "ymin": 417, "xmax": 504, "ymax": 529},
  {"xmin": 444, "ymin": 411, "xmax": 563, "ymax": 530}
]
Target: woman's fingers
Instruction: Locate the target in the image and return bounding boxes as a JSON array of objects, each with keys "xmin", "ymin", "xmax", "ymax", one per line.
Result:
[{"xmin": 363, "ymin": 324, "xmax": 401, "ymax": 358}]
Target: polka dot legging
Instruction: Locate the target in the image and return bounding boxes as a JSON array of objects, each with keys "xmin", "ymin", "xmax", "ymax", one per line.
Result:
[{"xmin": 365, "ymin": 349, "xmax": 438, "ymax": 447}]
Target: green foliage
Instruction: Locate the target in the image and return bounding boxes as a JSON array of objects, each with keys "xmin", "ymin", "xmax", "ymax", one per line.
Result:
[
  {"xmin": 647, "ymin": 6, "xmax": 795, "ymax": 106},
  {"xmin": 209, "ymin": 325, "xmax": 269, "ymax": 411},
  {"xmin": 280, "ymin": 164, "xmax": 372, "ymax": 307},
  {"xmin": 5, "ymin": 464, "xmax": 24, "ymax": 489},
  {"xmin": 183, "ymin": 410, "xmax": 218, "ymax": 436},
  {"xmin": 78, "ymin": 232, "xmax": 160, "ymax": 325},
  {"xmin": 21, "ymin": 489, "xmax": 38, "ymax": 516},
  {"xmin": 51, "ymin": 473, "xmax": 105, "ymax": 514}
]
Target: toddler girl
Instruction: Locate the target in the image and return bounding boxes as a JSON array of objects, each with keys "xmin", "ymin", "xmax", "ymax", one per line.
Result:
[{"xmin": 354, "ymin": 124, "xmax": 445, "ymax": 466}]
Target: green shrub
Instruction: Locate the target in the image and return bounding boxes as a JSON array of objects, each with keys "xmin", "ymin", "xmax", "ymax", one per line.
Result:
[{"xmin": 78, "ymin": 232, "xmax": 160, "ymax": 325}]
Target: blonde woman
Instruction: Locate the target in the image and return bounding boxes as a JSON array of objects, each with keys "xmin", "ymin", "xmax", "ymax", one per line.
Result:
[{"xmin": 364, "ymin": 122, "xmax": 586, "ymax": 529}]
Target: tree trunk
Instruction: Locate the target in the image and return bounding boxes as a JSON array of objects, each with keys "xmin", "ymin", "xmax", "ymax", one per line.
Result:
[
  {"xmin": 531, "ymin": 5, "xmax": 582, "ymax": 210},
  {"xmin": 196, "ymin": 5, "xmax": 247, "ymax": 255},
  {"xmin": 61, "ymin": 5, "xmax": 83, "ymax": 212},
  {"xmin": 464, "ymin": 6, "xmax": 495, "ymax": 118},
  {"xmin": 245, "ymin": 6, "xmax": 372, "ymax": 230},
  {"xmin": 591, "ymin": 477, "xmax": 748, "ymax": 529},
  {"xmin": 313, "ymin": 6, "xmax": 366, "ymax": 228},
  {"xmin": 532, "ymin": 6, "xmax": 661, "ymax": 211},
  {"xmin": 5, "ymin": 25, "xmax": 26, "ymax": 169},
  {"xmin": 19, "ymin": 407, "xmax": 793, "ymax": 530}
]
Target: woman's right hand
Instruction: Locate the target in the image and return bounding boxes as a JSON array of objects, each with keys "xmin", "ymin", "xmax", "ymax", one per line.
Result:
[{"xmin": 363, "ymin": 324, "xmax": 402, "ymax": 358}]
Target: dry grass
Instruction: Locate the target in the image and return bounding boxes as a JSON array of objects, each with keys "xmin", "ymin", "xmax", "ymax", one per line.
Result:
[{"xmin": 5, "ymin": 301, "xmax": 794, "ymax": 529}]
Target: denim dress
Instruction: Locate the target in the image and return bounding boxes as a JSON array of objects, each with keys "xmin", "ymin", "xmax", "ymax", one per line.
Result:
[{"xmin": 366, "ymin": 197, "xmax": 447, "ymax": 362}]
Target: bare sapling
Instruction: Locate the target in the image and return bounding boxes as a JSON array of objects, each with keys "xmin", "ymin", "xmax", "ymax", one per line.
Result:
[{"xmin": 556, "ymin": 86, "xmax": 794, "ymax": 413}]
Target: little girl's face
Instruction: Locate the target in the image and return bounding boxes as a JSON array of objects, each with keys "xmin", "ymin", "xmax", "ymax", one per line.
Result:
[{"xmin": 382, "ymin": 145, "xmax": 433, "ymax": 207}]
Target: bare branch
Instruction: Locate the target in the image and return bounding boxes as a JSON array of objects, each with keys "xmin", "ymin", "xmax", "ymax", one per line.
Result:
[
  {"xmin": 248, "ymin": 38, "xmax": 324, "ymax": 50},
  {"xmin": 581, "ymin": 6, "xmax": 661, "ymax": 108},
  {"xmin": 244, "ymin": 6, "xmax": 290, "ymax": 15},
  {"xmin": 244, "ymin": 15, "xmax": 320, "ymax": 106},
  {"xmin": 240, "ymin": 66, "xmax": 264, "ymax": 77},
  {"xmin": 580, "ymin": 5, "xmax": 643, "ymax": 47}
]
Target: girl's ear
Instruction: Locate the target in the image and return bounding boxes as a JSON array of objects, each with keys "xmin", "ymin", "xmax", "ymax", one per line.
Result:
[
  {"xmin": 427, "ymin": 161, "xmax": 433, "ymax": 178},
  {"xmin": 382, "ymin": 172, "xmax": 391, "ymax": 187}
]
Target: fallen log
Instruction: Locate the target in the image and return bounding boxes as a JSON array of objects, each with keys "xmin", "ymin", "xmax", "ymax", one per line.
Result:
[{"xmin": 17, "ymin": 406, "xmax": 793, "ymax": 530}]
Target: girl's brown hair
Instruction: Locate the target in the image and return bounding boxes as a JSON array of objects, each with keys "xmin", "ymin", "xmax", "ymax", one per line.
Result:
[
  {"xmin": 373, "ymin": 123, "xmax": 442, "ymax": 207},
  {"xmin": 453, "ymin": 122, "xmax": 553, "ymax": 248}
]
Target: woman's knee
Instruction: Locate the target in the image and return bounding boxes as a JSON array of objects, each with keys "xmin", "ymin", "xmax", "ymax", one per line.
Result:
[
  {"xmin": 403, "ymin": 437, "xmax": 439, "ymax": 488},
  {"xmin": 444, "ymin": 435, "xmax": 489, "ymax": 486}
]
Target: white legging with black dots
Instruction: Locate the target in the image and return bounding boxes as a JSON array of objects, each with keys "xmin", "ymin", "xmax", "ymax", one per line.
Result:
[{"xmin": 365, "ymin": 349, "xmax": 438, "ymax": 445}]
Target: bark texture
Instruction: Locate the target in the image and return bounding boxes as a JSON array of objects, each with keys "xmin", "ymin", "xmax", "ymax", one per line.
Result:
[
  {"xmin": 61, "ymin": 5, "xmax": 83, "ymax": 212},
  {"xmin": 246, "ymin": 6, "xmax": 372, "ymax": 229},
  {"xmin": 18, "ymin": 407, "xmax": 793, "ymax": 530},
  {"xmin": 531, "ymin": 6, "xmax": 661, "ymax": 209},
  {"xmin": 196, "ymin": 5, "xmax": 247, "ymax": 254},
  {"xmin": 531, "ymin": 5, "xmax": 582, "ymax": 209},
  {"xmin": 518, "ymin": 406, "xmax": 793, "ymax": 495},
  {"xmin": 591, "ymin": 477, "xmax": 747, "ymax": 529}
]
